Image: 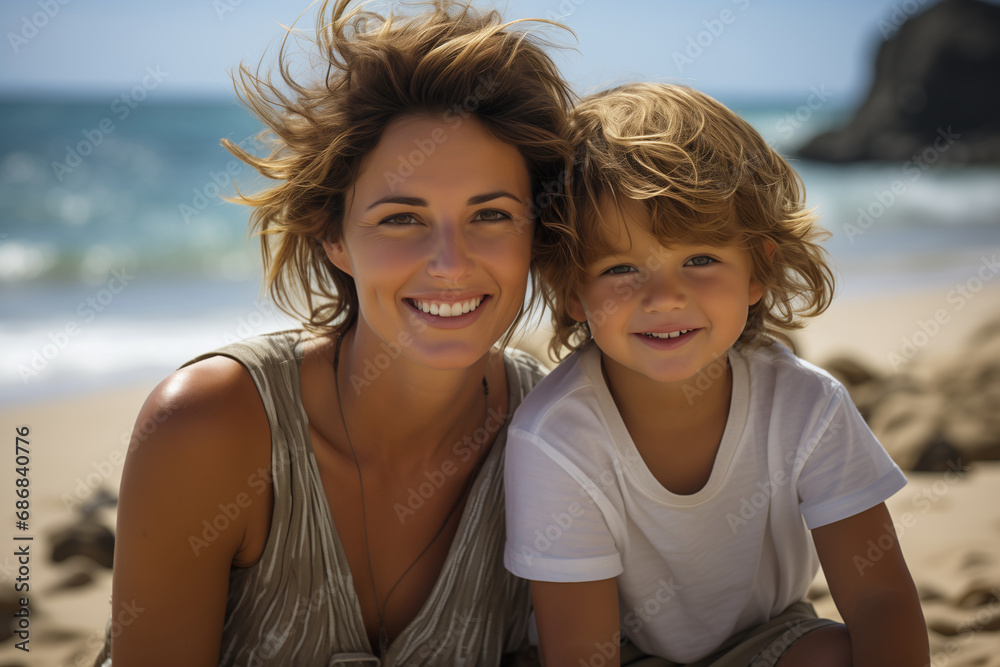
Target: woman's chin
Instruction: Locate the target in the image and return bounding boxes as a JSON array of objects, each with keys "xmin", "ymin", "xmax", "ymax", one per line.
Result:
[{"xmin": 404, "ymin": 339, "xmax": 498, "ymax": 372}]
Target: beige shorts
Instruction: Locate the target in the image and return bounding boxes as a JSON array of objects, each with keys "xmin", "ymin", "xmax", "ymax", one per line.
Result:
[{"xmin": 620, "ymin": 601, "xmax": 841, "ymax": 667}]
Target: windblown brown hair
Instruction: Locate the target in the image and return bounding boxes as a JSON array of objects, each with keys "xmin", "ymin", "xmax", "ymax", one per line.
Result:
[
  {"xmin": 542, "ymin": 82, "xmax": 835, "ymax": 358},
  {"xmin": 222, "ymin": 0, "xmax": 574, "ymax": 339}
]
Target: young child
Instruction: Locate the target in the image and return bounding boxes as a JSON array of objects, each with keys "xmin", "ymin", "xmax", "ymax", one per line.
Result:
[{"xmin": 504, "ymin": 83, "xmax": 929, "ymax": 666}]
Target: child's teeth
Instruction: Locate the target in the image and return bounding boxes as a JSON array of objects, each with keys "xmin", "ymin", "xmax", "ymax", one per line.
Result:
[
  {"xmin": 645, "ymin": 329, "xmax": 692, "ymax": 339},
  {"xmin": 412, "ymin": 297, "xmax": 483, "ymax": 317}
]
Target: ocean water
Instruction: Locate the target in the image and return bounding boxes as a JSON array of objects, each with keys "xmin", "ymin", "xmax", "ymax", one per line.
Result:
[{"xmin": 2, "ymin": 97, "xmax": 1000, "ymax": 405}]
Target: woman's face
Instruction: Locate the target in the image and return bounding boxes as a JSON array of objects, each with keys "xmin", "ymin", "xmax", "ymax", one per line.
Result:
[{"xmin": 325, "ymin": 114, "xmax": 534, "ymax": 370}]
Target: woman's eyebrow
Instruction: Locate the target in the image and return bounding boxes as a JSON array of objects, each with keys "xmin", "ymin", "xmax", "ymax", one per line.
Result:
[
  {"xmin": 366, "ymin": 195, "xmax": 426, "ymax": 210},
  {"xmin": 467, "ymin": 191, "xmax": 523, "ymax": 205},
  {"xmin": 366, "ymin": 191, "xmax": 523, "ymax": 210}
]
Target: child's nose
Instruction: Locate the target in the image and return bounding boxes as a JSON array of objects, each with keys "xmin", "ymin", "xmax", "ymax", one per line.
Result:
[{"xmin": 642, "ymin": 271, "xmax": 687, "ymax": 311}]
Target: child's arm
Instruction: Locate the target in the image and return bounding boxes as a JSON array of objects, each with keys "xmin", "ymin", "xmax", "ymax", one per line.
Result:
[
  {"xmin": 531, "ymin": 578, "xmax": 621, "ymax": 667},
  {"xmin": 811, "ymin": 502, "xmax": 929, "ymax": 666}
]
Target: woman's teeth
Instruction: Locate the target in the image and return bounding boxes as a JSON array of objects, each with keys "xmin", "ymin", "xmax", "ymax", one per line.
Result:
[
  {"xmin": 643, "ymin": 329, "xmax": 692, "ymax": 339},
  {"xmin": 411, "ymin": 297, "xmax": 484, "ymax": 317}
]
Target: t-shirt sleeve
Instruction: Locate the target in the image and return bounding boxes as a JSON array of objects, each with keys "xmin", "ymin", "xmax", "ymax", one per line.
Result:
[
  {"xmin": 504, "ymin": 427, "xmax": 624, "ymax": 583},
  {"xmin": 796, "ymin": 385, "xmax": 907, "ymax": 530}
]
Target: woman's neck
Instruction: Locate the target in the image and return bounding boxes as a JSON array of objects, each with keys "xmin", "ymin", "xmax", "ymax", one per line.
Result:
[{"xmin": 330, "ymin": 326, "xmax": 501, "ymax": 464}]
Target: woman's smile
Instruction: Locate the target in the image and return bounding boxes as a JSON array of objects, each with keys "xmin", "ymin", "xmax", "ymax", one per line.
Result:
[{"xmin": 404, "ymin": 295, "xmax": 493, "ymax": 329}]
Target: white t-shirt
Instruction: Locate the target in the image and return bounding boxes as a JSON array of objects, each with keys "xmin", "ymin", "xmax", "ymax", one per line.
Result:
[{"xmin": 503, "ymin": 341, "xmax": 906, "ymax": 663}]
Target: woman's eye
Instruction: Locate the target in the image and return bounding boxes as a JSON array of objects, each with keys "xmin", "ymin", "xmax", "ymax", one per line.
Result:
[
  {"xmin": 605, "ymin": 264, "xmax": 636, "ymax": 275},
  {"xmin": 686, "ymin": 255, "xmax": 717, "ymax": 267},
  {"xmin": 380, "ymin": 213, "xmax": 419, "ymax": 226},
  {"xmin": 474, "ymin": 209, "xmax": 512, "ymax": 223}
]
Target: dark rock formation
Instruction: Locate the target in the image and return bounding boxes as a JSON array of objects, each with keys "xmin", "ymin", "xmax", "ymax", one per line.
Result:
[
  {"xmin": 822, "ymin": 316, "xmax": 1000, "ymax": 471},
  {"xmin": 50, "ymin": 518, "xmax": 115, "ymax": 569},
  {"xmin": 797, "ymin": 0, "xmax": 1000, "ymax": 164}
]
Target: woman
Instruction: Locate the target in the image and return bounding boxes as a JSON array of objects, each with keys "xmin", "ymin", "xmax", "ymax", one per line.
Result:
[{"xmin": 94, "ymin": 1, "xmax": 573, "ymax": 664}]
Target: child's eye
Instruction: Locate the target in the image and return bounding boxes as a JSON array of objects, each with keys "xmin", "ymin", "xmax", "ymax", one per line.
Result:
[
  {"xmin": 604, "ymin": 264, "xmax": 637, "ymax": 275},
  {"xmin": 474, "ymin": 209, "xmax": 512, "ymax": 223},
  {"xmin": 685, "ymin": 255, "xmax": 717, "ymax": 267},
  {"xmin": 380, "ymin": 213, "xmax": 419, "ymax": 226}
]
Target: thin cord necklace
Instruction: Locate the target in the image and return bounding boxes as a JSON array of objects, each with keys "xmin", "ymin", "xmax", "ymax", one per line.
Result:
[{"xmin": 332, "ymin": 333, "xmax": 490, "ymax": 657}]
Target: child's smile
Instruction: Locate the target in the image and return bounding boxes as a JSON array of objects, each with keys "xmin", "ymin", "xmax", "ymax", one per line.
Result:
[{"xmin": 636, "ymin": 328, "xmax": 698, "ymax": 349}]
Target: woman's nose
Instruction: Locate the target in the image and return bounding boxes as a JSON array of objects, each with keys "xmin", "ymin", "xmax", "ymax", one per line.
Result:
[{"xmin": 426, "ymin": 224, "xmax": 475, "ymax": 284}]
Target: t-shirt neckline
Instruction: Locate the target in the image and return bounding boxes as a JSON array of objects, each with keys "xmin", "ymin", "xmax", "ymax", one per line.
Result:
[{"xmin": 580, "ymin": 343, "xmax": 750, "ymax": 506}]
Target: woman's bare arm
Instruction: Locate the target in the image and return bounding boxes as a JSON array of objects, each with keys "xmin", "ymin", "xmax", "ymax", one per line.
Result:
[{"xmin": 110, "ymin": 357, "xmax": 271, "ymax": 666}]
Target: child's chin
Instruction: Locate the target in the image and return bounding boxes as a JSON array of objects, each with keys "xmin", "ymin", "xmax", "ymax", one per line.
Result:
[{"xmin": 620, "ymin": 361, "xmax": 703, "ymax": 386}]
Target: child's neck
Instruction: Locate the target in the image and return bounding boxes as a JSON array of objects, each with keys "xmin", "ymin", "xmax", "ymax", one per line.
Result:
[{"xmin": 601, "ymin": 353, "xmax": 735, "ymax": 495}]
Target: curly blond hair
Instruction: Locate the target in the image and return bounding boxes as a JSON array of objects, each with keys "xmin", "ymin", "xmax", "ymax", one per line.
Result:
[
  {"xmin": 541, "ymin": 83, "xmax": 835, "ymax": 358},
  {"xmin": 222, "ymin": 0, "xmax": 574, "ymax": 338}
]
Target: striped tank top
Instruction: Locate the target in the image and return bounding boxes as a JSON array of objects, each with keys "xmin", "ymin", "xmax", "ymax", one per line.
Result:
[{"xmin": 94, "ymin": 329, "xmax": 546, "ymax": 666}]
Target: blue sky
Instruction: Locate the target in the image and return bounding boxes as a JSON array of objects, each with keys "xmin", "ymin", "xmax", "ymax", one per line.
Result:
[{"xmin": 0, "ymin": 0, "xmax": 944, "ymax": 104}]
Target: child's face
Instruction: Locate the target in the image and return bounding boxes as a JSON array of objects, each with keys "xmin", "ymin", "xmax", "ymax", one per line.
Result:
[{"xmin": 567, "ymin": 196, "xmax": 763, "ymax": 386}]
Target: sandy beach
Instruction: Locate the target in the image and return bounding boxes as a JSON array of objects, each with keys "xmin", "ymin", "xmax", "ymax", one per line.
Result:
[{"xmin": 3, "ymin": 284, "xmax": 1000, "ymax": 666}]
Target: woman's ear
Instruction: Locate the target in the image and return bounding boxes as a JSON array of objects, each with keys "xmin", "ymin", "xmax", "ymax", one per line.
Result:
[{"xmin": 322, "ymin": 238, "xmax": 353, "ymax": 277}]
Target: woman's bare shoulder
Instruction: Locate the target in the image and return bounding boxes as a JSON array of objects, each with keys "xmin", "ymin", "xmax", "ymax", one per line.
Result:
[
  {"xmin": 120, "ymin": 355, "xmax": 272, "ymax": 525},
  {"xmin": 135, "ymin": 355, "xmax": 270, "ymax": 457}
]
